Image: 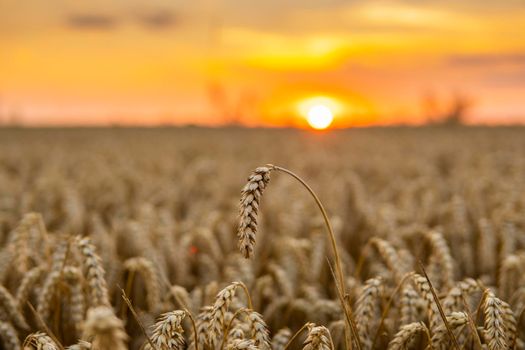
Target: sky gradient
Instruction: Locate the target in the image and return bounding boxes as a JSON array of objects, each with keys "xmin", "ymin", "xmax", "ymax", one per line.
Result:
[{"xmin": 1, "ymin": 0, "xmax": 524, "ymax": 127}]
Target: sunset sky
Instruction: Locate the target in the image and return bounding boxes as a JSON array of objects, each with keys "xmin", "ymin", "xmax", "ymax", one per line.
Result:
[{"xmin": 1, "ymin": 0, "xmax": 524, "ymax": 127}]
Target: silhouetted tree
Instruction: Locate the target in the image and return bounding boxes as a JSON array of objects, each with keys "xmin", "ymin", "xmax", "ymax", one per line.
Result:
[
  {"xmin": 442, "ymin": 94, "xmax": 471, "ymax": 125},
  {"xmin": 207, "ymin": 82, "xmax": 257, "ymax": 125},
  {"xmin": 421, "ymin": 91, "xmax": 472, "ymax": 125}
]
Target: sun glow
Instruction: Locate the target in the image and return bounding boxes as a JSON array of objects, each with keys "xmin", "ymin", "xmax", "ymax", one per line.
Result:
[
  {"xmin": 307, "ymin": 104, "xmax": 334, "ymax": 130},
  {"xmin": 297, "ymin": 96, "xmax": 341, "ymax": 130}
]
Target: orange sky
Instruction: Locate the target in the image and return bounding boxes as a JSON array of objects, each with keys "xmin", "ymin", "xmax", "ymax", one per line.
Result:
[{"xmin": 1, "ymin": 0, "xmax": 524, "ymax": 127}]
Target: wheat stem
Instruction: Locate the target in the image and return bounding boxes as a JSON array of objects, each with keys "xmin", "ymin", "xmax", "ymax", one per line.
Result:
[
  {"xmin": 419, "ymin": 262, "xmax": 460, "ymax": 350},
  {"xmin": 270, "ymin": 165, "xmax": 361, "ymax": 350}
]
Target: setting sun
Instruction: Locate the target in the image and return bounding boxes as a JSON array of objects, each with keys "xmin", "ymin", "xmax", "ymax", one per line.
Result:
[{"xmin": 307, "ymin": 104, "xmax": 334, "ymax": 130}]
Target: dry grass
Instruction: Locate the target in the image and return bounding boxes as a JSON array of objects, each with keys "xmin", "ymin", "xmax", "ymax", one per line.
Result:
[{"xmin": 0, "ymin": 127, "xmax": 524, "ymax": 349}]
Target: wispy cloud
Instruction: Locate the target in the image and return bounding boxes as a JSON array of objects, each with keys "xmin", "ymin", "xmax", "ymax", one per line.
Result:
[
  {"xmin": 137, "ymin": 11, "xmax": 179, "ymax": 30},
  {"xmin": 446, "ymin": 52, "xmax": 525, "ymax": 87},
  {"xmin": 484, "ymin": 68, "xmax": 525, "ymax": 86},
  {"xmin": 66, "ymin": 14, "xmax": 118, "ymax": 30},
  {"xmin": 448, "ymin": 53, "xmax": 525, "ymax": 66},
  {"xmin": 65, "ymin": 11, "xmax": 180, "ymax": 31}
]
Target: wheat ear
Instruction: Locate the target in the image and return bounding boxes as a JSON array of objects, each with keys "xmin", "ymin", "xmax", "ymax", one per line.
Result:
[
  {"xmin": 16, "ymin": 265, "xmax": 47, "ymax": 309},
  {"xmin": 0, "ymin": 284, "xmax": 29, "ymax": 331},
  {"xmin": 82, "ymin": 306, "xmax": 127, "ymax": 350},
  {"xmin": 355, "ymin": 277, "xmax": 383, "ymax": 350},
  {"xmin": 400, "ymin": 285, "xmax": 420, "ymax": 325},
  {"xmin": 36, "ymin": 269, "xmax": 61, "ymax": 325},
  {"xmin": 63, "ymin": 266, "xmax": 85, "ymax": 335},
  {"xmin": 482, "ymin": 290, "xmax": 517, "ymax": 350},
  {"xmin": 272, "ymin": 328, "xmax": 292, "ymax": 350},
  {"xmin": 247, "ymin": 310, "xmax": 270, "ymax": 350},
  {"xmin": 76, "ymin": 237, "xmax": 110, "ymax": 307},
  {"xmin": 226, "ymin": 339, "xmax": 258, "ymax": 350},
  {"xmin": 238, "ymin": 166, "xmax": 272, "ymax": 258},
  {"xmin": 0, "ymin": 321, "xmax": 20, "ymax": 350},
  {"xmin": 430, "ymin": 312, "xmax": 468, "ymax": 350},
  {"xmin": 238, "ymin": 165, "xmax": 360, "ymax": 350},
  {"xmin": 426, "ymin": 231, "xmax": 455, "ymax": 291},
  {"xmin": 411, "ymin": 274, "xmax": 440, "ymax": 333},
  {"xmin": 23, "ymin": 332, "xmax": 60, "ymax": 350},
  {"xmin": 195, "ymin": 306, "xmax": 214, "ymax": 349},
  {"xmin": 369, "ymin": 238, "xmax": 405, "ymax": 283},
  {"xmin": 387, "ymin": 322, "xmax": 429, "ymax": 350},
  {"xmin": 144, "ymin": 310, "xmax": 187, "ymax": 350},
  {"xmin": 418, "ymin": 263, "xmax": 461, "ymax": 350},
  {"xmin": 210, "ymin": 282, "xmax": 252, "ymax": 346},
  {"xmin": 443, "ymin": 278, "xmax": 479, "ymax": 314},
  {"xmin": 123, "ymin": 256, "xmax": 161, "ymax": 312},
  {"xmin": 65, "ymin": 341, "xmax": 92, "ymax": 350},
  {"xmin": 302, "ymin": 324, "xmax": 333, "ymax": 350}
]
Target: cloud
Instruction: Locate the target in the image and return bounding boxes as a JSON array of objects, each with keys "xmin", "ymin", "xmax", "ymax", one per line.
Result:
[
  {"xmin": 65, "ymin": 11, "xmax": 179, "ymax": 31},
  {"xmin": 137, "ymin": 11, "xmax": 179, "ymax": 30},
  {"xmin": 66, "ymin": 14, "xmax": 118, "ymax": 30},
  {"xmin": 446, "ymin": 53, "xmax": 525, "ymax": 86},
  {"xmin": 484, "ymin": 68, "xmax": 525, "ymax": 86},
  {"xmin": 448, "ymin": 53, "xmax": 525, "ymax": 66}
]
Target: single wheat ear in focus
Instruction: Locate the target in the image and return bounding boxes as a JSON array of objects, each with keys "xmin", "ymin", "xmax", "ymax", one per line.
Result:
[
  {"xmin": 237, "ymin": 166, "xmax": 273, "ymax": 259},
  {"xmin": 237, "ymin": 164, "xmax": 362, "ymax": 350}
]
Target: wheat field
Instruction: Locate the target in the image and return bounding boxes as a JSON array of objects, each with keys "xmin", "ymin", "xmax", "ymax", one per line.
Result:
[{"xmin": 0, "ymin": 127, "xmax": 524, "ymax": 350}]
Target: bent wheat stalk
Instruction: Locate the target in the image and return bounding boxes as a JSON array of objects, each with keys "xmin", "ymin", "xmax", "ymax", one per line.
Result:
[
  {"xmin": 283, "ymin": 322, "xmax": 314, "ymax": 350},
  {"xmin": 238, "ymin": 165, "xmax": 361, "ymax": 350}
]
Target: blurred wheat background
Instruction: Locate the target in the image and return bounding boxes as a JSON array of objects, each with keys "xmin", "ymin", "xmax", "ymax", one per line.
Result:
[{"xmin": 0, "ymin": 127, "xmax": 524, "ymax": 349}]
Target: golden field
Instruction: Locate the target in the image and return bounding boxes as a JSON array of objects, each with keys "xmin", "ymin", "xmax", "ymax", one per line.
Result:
[{"xmin": 0, "ymin": 127, "xmax": 524, "ymax": 349}]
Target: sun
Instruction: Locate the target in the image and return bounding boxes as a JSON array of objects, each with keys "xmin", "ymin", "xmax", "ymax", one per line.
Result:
[{"xmin": 307, "ymin": 104, "xmax": 334, "ymax": 130}]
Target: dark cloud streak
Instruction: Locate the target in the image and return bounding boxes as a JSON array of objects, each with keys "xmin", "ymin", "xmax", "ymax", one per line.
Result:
[
  {"xmin": 448, "ymin": 53, "xmax": 525, "ymax": 66},
  {"xmin": 137, "ymin": 11, "xmax": 179, "ymax": 30},
  {"xmin": 66, "ymin": 14, "xmax": 118, "ymax": 30},
  {"xmin": 65, "ymin": 11, "xmax": 180, "ymax": 31}
]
